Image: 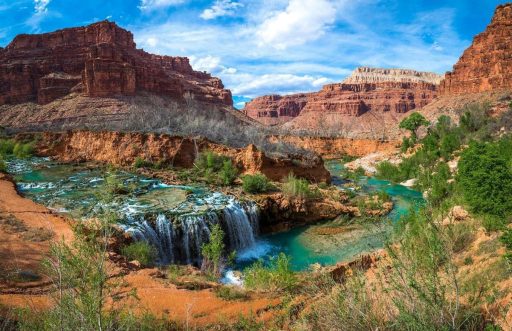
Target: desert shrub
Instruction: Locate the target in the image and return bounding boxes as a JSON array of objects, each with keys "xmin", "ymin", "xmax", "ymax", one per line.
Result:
[
  {"xmin": 282, "ymin": 173, "xmax": 316, "ymax": 199},
  {"xmin": 0, "ymin": 157, "xmax": 6, "ymax": 173},
  {"xmin": 458, "ymin": 140, "xmax": 512, "ymax": 217},
  {"xmin": 194, "ymin": 151, "xmax": 225, "ymax": 172},
  {"xmin": 460, "ymin": 103, "xmax": 490, "ymax": 134},
  {"xmin": 133, "ymin": 157, "xmax": 151, "ymax": 168},
  {"xmin": 400, "ymin": 136, "xmax": 413, "ymax": 153},
  {"xmin": 121, "ymin": 242, "xmax": 157, "ymax": 267},
  {"xmin": 214, "ymin": 286, "xmax": 249, "ymax": 301},
  {"xmin": 375, "ymin": 161, "xmax": 404, "ymax": 183},
  {"xmin": 0, "ymin": 139, "xmax": 15, "ymax": 156},
  {"xmin": 426, "ymin": 162, "xmax": 453, "ymax": 206},
  {"xmin": 219, "ymin": 159, "xmax": 238, "ymax": 185},
  {"xmin": 242, "ymin": 174, "xmax": 272, "ymax": 194},
  {"xmin": 244, "ymin": 253, "xmax": 297, "ymax": 292}
]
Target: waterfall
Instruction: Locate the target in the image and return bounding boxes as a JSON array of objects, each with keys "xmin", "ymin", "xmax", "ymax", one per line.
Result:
[{"xmin": 122, "ymin": 200, "xmax": 260, "ymax": 265}]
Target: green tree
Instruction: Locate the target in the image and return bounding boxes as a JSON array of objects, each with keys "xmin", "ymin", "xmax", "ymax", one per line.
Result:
[
  {"xmin": 399, "ymin": 113, "xmax": 430, "ymax": 140},
  {"xmin": 201, "ymin": 224, "xmax": 229, "ymax": 278}
]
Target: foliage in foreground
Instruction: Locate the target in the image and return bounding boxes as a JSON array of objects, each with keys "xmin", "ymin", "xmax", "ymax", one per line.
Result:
[
  {"xmin": 458, "ymin": 138, "xmax": 512, "ymax": 217},
  {"xmin": 201, "ymin": 223, "xmax": 234, "ymax": 278},
  {"xmin": 299, "ymin": 210, "xmax": 502, "ymax": 331},
  {"xmin": 121, "ymin": 241, "xmax": 157, "ymax": 267},
  {"xmin": 244, "ymin": 253, "xmax": 297, "ymax": 292}
]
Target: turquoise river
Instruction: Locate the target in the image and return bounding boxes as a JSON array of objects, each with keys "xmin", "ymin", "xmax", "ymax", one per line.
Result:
[{"xmin": 6, "ymin": 157, "xmax": 424, "ymax": 272}]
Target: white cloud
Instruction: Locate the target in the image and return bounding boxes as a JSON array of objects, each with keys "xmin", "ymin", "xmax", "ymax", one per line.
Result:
[
  {"xmin": 146, "ymin": 37, "xmax": 158, "ymax": 47},
  {"xmin": 34, "ymin": 0, "xmax": 50, "ymax": 13},
  {"xmin": 190, "ymin": 55, "xmax": 237, "ymax": 75},
  {"xmin": 227, "ymin": 73, "xmax": 332, "ymax": 98},
  {"xmin": 256, "ymin": 0, "xmax": 336, "ymax": 49},
  {"xmin": 200, "ymin": 0, "xmax": 243, "ymax": 20},
  {"xmin": 139, "ymin": 0, "xmax": 186, "ymax": 11}
]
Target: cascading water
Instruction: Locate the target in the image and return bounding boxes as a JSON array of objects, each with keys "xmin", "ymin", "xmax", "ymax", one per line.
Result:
[
  {"xmin": 122, "ymin": 200, "xmax": 260, "ymax": 265},
  {"xmin": 7, "ymin": 157, "xmax": 261, "ymax": 267}
]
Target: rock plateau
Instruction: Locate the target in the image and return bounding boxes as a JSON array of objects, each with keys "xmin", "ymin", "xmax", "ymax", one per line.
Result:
[{"xmin": 244, "ymin": 67, "xmax": 442, "ymax": 139}]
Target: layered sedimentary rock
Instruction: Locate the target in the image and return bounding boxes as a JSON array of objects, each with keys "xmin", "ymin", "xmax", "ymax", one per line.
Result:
[
  {"xmin": 243, "ymin": 94, "xmax": 310, "ymax": 126},
  {"xmin": 244, "ymin": 67, "xmax": 441, "ymax": 138},
  {"xmin": 0, "ymin": 21, "xmax": 232, "ymax": 106},
  {"xmin": 21, "ymin": 131, "xmax": 331, "ymax": 183},
  {"xmin": 440, "ymin": 3, "xmax": 512, "ymax": 94}
]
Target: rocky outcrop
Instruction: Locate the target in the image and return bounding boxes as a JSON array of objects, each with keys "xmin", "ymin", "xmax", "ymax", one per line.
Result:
[
  {"xmin": 344, "ymin": 67, "xmax": 442, "ymax": 85},
  {"xmin": 243, "ymin": 94, "xmax": 310, "ymax": 126},
  {"xmin": 0, "ymin": 21, "xmax": 232, "ymax": 106},
  {"xmin": 19, "ymin": 131, "xmax": 331, "ymax": 183},
  {"xmin": 267, "ymin": 135, "xmax": 399, "ymax": 158},
  {"xmin": 440, "ymin": 3, "xmax": 512, "ymax": 95},
  {"xmin": 243, "ymin": 67, "xmax": 441, "ymax": 138}
]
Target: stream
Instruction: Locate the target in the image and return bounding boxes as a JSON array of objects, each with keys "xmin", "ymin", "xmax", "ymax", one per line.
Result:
[{"xmin": 6, "ymin": 157, "xmax": 424, "ymax": 273}]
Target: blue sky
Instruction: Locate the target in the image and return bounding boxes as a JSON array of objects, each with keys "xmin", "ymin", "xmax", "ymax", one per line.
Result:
[{"xmin": 0, "ymin": 0, "xmax": 506, "ymax": 108}]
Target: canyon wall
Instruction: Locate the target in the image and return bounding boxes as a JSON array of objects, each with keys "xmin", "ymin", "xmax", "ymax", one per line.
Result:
[
  {"xmin": 268, "ymin": 135, "xmax": 399, "ymax": 159},
  {"xmin": 22, "ymin": 131, "xmax": 331, "ymax": 183},
  {"xmin": 440, "ymin": 3, "xmax": 512, "ymax": 95},
  {"xmin": 243, "ymin": 67, "xmax": 441, "ymax": 138},
  {"xmin": 0, "ymin": 21, "xmax": 232, "ymax": 106}
]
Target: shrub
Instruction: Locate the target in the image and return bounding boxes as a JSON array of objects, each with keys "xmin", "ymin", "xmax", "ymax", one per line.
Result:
[
  {"xmin": 219, "ymin": 159, "xmax": 238, "ymax": 185},
  {"xmin": 282, "ymin": 173, "xmax": 314, "ymax": 199},
  {"xmin": 0, "ymin": 158, "xmax": 6, "ymax": 173},
  {"xmin": 12, "ymin": 142, "xmax": 34, "ymax": 158},
  {"xmin": 133, "ymin": 157, "xmax": 151, "ymax": 168},
  {"xmin": 458, "ymin": 141, "xmax": 512, "ymax": 216},
  {"xmin": 242, "ymin": 174, "xmax": 272, "ymax": 194},
  {"xmin": 214, "ymin": 286, "xmax": 249, "ymax": 301},
  {"xmin": 401, "ymin": 136, "xmax": 412, "ymax": 153},
  {"xmin": 375, "ymin": 161, "xmax": 403, "ymax": 183},
  {"xmin": 427, "ymin": 163, "xmax": 453, "ymax": 207},
  {"xmin": 194, "ymin": 151, "xmax": 225, "ymax": 172},
  {"xmin": 244, "ymin": 253, "xmax": 297, "ymax": 292},
  {"xmin": 121, "ymin": 241, "xmax": 157, "ymax": 267},
  {"xmin": 0, "ymin": 139, "xmax": 15, "ymax": 156}
]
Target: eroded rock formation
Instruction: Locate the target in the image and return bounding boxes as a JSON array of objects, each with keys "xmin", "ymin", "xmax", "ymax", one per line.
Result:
[
  {"xmin": 21, "ymin": 131, "xmax": 331, "ymax": 183},
  {"xmin": 440, "ymin": 3, "xmax": 512, "ymax": 94},
  {"xmin": 0, "ymin": 21, "xmax": 232, "ymax": 106},
  {"xmin": 243, "ymin": 67, "xmax": 442, "ymax": 136}
]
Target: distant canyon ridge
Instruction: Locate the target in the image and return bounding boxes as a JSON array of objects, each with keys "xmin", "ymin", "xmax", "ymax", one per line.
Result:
[{"xmin": 0, "ymin": 3, "xmax": 511, "ymax": 148}]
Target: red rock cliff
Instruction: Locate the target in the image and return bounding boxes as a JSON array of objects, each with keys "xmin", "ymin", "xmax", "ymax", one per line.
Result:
[
  {"xmin": 440, "ymin": 3, "xmax": 512, "ymax": 94},
  {"xmin": 243, "ymin": 67, "xmax": 441, "ymax": 127},
  {"xmin": 0, "ymin": 21, "xmax": 232, "ymax": 106}
]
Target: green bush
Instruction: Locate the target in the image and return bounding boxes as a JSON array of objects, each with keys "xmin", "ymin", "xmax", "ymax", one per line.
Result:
[
  {"xmin": 401, "ymin": 136, "xmax": 413, "ymax": 153},
  {"xmin": 219, "ymin": 159, "xmax": 238, "ymax": 185},
  {"xmin": 458, "ymin": 140, "xmax": 512, "ymax": 217},
  {"xmin": 282, "ymin": 173, "xmax": 314, "ymax": 199},
  {"xmin": 121, "ymin": 241, "xmax": 157, "ymax": 267},
  {"xmin": 195, "ymin": 151, "xmax": 225, "ymax": 172},
  {"xmin": 242, "ymin": 174, "xmax": 272, "ymax": 194},
  {"xmin": 0, "ymin": 157, "xmax": 6, "ymax": 173},
  {"xmin": 244, "ymin": 253, "xmax": 297, "ymax": 292},
  {"xmin": 375, "ymin": 161, "xmax": 403, "ymax": 183},
  {"xmin": 214, "ymin": 286, "xmax": 249, "ymax": 301},
  {"xmin": 0, "ymin": 139, "xmax": 15, "ymax": 156},
  {"xmin": 133, "ymin": 157, "xmax": 152, "ymax": 168}
]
